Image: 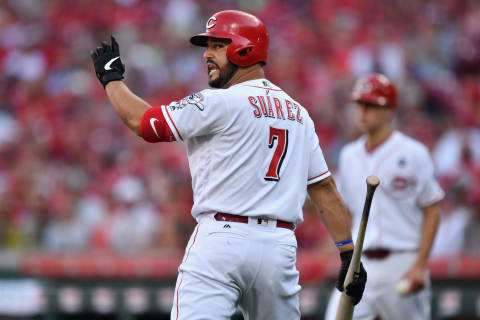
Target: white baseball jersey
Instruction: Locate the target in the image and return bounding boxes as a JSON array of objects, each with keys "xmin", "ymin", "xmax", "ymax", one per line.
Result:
[
  {"xmin": 160, "ymin": 79, "xmax": 330, "ymax": 224},
  {"xmin": 337, "ymin": 131, "xmax": 444, "ymax": 250}
]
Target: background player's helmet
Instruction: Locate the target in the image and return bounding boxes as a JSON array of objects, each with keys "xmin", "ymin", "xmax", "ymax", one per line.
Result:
[
  {"xmin": 351, "ymin": 73, "xmax": 397, "ymax": 108},
  {"xmin": 190, "ymin": 10, "xmax": 269, "ymax": 67}
]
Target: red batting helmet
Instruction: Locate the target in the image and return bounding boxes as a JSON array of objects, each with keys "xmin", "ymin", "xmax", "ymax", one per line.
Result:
[
  {"xmin": 190, "ymin": 10, "xmax": 269, "ymax": 67},
  {"xmin": 351, "ymin": 73, "xmax": 397, "ymax": 108}
]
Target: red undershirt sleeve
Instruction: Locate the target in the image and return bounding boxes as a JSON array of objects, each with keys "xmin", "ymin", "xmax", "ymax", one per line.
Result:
[{"xmin": 139, "ymin": 106, "xmax": 177, "ymax": 143}]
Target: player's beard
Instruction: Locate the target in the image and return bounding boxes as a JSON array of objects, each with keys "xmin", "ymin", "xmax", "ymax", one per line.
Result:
[{"xmin": 208, "ymin": 60, "xmax": 238, "ymax": 88}]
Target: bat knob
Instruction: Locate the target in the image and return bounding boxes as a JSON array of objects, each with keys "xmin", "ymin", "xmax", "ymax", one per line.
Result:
[{"xmin": 366, "ymin": 176, "xmax": 380, "ymax": 187}]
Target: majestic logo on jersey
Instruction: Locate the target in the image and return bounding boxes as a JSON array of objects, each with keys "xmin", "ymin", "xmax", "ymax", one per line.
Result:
[
  {"xmin": 206, "ymin": 16, "xmax": 217, "ymax": 29},
  {"xmin": 257, "ymin": 218, "xmax": 269, "ymax": 226},
  {"xmin": 169, "ymin": 93, "xmax": 205, "ymax": 112}
]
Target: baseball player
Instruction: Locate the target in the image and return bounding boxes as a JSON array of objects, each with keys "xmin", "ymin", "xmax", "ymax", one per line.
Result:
[
  {"xmin": 90, "ymin": 10, "xmax": 367, "ymax": 320},
  {"xmin": 325, "ymin": 74, "xmax": 444, "ymax": 320}
]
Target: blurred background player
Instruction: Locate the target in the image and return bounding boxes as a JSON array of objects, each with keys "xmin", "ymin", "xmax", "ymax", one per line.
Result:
[
  {"xmin": 91, "ymin": 10, "xmax": 366, "ymax": 320},
  {"xmin": 325, "ymin": 73, "xmax": 444, "ymax": 320}
]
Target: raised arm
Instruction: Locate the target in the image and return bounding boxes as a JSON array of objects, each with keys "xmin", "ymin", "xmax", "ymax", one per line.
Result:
[
  {"xmin": 90, "ymin": 36, "xmax": 150, "ymax": 135},
  {"xmin": 105, "ymin": 81, "xmax": 150, "ymax": 135}
]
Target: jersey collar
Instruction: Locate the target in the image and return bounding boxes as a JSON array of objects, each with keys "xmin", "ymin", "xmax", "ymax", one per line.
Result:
[{"xmin": 364, "ymin": 130, "xmax": 398, "ymax": 154}]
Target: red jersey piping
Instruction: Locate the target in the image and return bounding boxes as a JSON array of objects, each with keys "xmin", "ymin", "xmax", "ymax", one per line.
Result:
[
  {"xmin": 308, "ymin": 170, "xmax": 330, "ymax": 181},
  {"xmin": 243, "ymin": 85, "xmax": 283, "ymax": 91},
  {"xmin": 164, "ymin": 105, "xmax": 184, "ymax": 141}
]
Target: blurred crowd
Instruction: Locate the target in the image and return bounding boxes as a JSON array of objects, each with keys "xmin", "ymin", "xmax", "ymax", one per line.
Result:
[{"xmin": 0, "ymin": 0, "xmax": 479, "ymax": 257}]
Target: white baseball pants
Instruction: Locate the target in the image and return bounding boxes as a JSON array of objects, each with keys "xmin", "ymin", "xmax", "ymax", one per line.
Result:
[
  {"xmin": 324, "ymin": 251, "xmax": 431, "ymax": 320},
  {"xmin": 171, "ymin": 213, "xmax": 301, "ymax": 320}
]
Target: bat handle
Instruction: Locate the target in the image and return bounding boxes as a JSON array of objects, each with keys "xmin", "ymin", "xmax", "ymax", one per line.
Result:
[
  {"xmin": 335, "ymin": 176, "xmax": 380, "ymax": 320},
  {"xmin": 343, "ymin": 176, "xmax": 379, "ymax": 287}
]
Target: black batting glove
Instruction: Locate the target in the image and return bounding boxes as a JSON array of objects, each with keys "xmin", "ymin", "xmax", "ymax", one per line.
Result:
[
  {"xmin": 90, "ymin": 35, "xmax": 125, "ymax": 88},
  {"xmin": 336, "ymin": 250, "xmax": 368, "ymax": 305}
]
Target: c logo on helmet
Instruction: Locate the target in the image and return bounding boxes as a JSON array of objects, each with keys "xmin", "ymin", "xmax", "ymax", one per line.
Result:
[{"xmin": 206, "ymin": 16, "xmax": 217, "ymax": 29}]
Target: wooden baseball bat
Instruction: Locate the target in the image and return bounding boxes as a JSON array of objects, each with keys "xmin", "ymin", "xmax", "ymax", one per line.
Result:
[{"xmin": 335, "ymin": 175, "xmax": 380, "ymax": 320}]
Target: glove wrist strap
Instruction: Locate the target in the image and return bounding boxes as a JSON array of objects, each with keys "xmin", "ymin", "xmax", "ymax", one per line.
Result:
[
  {"xmin": 340, "ymin": 249, "xmax": 354, "ymax": 264},
  {"xmin": 101, "ymin": 72, "xmax": 124, "ymax": 88}
]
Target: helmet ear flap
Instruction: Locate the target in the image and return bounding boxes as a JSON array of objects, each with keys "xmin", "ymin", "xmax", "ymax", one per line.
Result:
[
  {"xmin": 228, "ymin": 44, "xmax": 257, "ymax": 66},
  {"xmin": 236, "ymin": 45, "xmax": 254, "ymax": 57}
]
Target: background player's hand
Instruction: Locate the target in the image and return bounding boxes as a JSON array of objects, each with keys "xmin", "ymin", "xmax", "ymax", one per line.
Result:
[
  {"xmin": 399, "ymin": 265, "xmax": 425, "ymax": 295},
  {"xmin": 90, "ymin": 35, "xmax": 125, "ymax": 88},
  {"xmin": 336, "ymin": 250, "xmax": 368, "ymax": 305}
]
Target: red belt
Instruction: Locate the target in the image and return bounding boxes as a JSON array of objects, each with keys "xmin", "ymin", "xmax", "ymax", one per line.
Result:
[
  {"xmin": 363, "ymin": 248, "xmax": 417, "ymax": 260},
  {"xmin": 363, "ymin": 249, "xmax": 391, "ymax": 260},
  {"xmin": 214, "ymin": 213, "xmax": 295, "ymax": 231}
]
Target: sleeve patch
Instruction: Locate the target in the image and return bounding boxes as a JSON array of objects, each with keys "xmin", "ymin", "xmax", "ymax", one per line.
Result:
[{"xmin": 169, "ymin": 93, "xmax": 205, "ymax": 112}]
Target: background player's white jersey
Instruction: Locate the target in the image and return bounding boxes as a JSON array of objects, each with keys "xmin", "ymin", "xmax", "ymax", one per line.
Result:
[
  {"xmin": 160, "ymin": 79, "xmax": 330, "ymax": 224},
  {"xmin": 337, "ymin": 131, "xmax": 444, "ymax": 250}
]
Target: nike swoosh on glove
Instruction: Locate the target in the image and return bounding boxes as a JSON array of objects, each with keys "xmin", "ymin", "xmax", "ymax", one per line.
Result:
[{"xmin": 90, "ymin": 35, "xmax": 125, "ymax": 88}]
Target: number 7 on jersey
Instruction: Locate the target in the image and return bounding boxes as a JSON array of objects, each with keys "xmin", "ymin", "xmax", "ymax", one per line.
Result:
[{"xmin": 265, "ymin": 126, "xmax": 289, "ymax": 181}]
